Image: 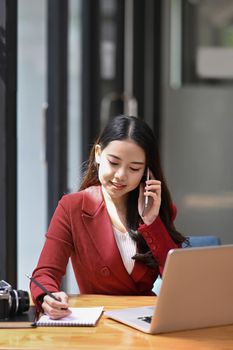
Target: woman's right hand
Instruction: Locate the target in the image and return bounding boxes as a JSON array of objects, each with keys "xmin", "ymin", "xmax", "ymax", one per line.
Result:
[{"xmin": 41, "ymin": 291, "xmax": 71, "ymax": 320}]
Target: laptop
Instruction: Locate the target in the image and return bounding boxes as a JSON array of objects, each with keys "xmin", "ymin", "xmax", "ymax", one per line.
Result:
[{"xmin": 105, "ymin": 244, "xmax": 233, "ymax": 334}]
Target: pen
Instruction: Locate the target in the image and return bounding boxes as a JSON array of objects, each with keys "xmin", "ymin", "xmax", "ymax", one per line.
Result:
[{"xmin": 25, "ymin": 274, "xmax": 60, "ymax": 302}]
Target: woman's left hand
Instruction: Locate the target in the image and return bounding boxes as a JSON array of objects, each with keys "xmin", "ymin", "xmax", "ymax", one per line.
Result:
[{"xmin": 138, "ymin": 172, "xmax": 161, "ymax": 225}]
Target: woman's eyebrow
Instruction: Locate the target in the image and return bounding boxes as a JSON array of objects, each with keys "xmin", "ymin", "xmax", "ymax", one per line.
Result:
[{"xmin": 107, "ymin": 154, "xmax": 145, "ymax": 165}]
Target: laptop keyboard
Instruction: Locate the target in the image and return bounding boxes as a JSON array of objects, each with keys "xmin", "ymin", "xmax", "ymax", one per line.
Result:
[{"xmin": 138, "ymin": 316, "xmax": 152, "ymax": 324}]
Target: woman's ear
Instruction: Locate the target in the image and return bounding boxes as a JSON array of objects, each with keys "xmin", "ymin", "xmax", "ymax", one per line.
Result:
[{"xmin": 95, "ymin": 144, "xmax": 101, "ymax": 164}]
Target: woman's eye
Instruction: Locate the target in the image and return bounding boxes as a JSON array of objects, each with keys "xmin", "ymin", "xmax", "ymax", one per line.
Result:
[
  {"xmin": 109, "ymin": 160, "xmax": 118, "ymax": 166},
  {"xmin": 130, "ymin": 168, "xmax": 140, "ymax": 172}
]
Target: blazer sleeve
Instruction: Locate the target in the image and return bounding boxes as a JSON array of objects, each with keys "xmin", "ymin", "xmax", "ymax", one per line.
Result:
[
  {"xmin": 138, "ymin": 205, "xmax": 179, "ymax": 275},
  {"xmin": 31, "ymin": 196, "xmax": 74, "ymax": 305}
]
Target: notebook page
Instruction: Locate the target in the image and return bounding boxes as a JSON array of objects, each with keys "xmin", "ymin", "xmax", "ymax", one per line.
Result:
[{"xmin": 36, "ymin": 307, "xmax": 104, "ymax": 326}]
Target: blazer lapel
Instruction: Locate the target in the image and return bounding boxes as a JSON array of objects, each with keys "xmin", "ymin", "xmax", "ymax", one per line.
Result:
[{"xmin": 81, "ymin": 186, "xmax": 139, "ymax": 293}]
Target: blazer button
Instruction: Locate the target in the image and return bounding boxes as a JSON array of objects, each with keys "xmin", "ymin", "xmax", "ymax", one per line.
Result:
[
  {"xmin": 147, "ymin": 238, "xmax": 153, "ymax": 244},
  {"xmin": 100, "ymin": 267, "xmax": 110, "ymax": 276}
]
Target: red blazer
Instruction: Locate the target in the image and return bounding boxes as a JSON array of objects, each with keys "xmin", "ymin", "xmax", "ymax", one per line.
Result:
[{"xmin": 31, "ymin": 186, "xmax": 179, "ymax": 303}]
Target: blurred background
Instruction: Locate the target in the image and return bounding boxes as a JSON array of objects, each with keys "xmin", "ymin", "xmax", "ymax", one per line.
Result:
[{"xmin": 1, "ymin": 0, "xmax": 233, "ymax": 292}]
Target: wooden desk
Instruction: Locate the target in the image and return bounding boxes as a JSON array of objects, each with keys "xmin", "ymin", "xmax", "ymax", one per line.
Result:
[{"xmin": 0, "ymin": 294, "xmax": 232, "ymax": 350}]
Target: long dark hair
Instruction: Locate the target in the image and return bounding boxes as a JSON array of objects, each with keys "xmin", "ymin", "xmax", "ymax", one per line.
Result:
[{"xmin": 80, "ymin": 115, "xmax": 186, "ymax": 267}]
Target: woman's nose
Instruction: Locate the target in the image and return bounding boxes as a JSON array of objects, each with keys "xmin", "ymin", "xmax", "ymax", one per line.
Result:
[{"xmin": 115, "ymin": 168, "xmax": 127, "ymax": 180}]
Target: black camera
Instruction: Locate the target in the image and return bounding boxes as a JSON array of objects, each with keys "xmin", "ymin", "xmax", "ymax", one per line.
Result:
[{"xmin": 0, "ymin": 280, "xmax": 30, "ymax": 319}]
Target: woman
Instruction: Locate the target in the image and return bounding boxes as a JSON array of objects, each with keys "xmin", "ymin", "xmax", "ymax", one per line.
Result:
[{"xmin": 30, "ymin": 115, "xmax": 186, "ymax": 319}]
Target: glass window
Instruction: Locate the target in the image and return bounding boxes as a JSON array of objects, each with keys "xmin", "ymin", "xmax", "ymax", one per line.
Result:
[
  {"xmin": 66, "ymin": 0, "xmax": 82, "ymax": 294},
  {"xmin": 17, "ymin": 0, "xmax": 82, "ymax": 293},
  {"xmin": 170, "ymin": 0, "xmax": 233, "ymax": 86},
  {"xmin": 17, "ymin": 0, "xmax": 47, "ymax": 289}
]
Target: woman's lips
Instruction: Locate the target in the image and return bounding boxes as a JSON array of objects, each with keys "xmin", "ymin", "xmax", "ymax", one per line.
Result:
[{"xmin": 110, "ymin": 182, "xmax": 126, "ymax": 190}]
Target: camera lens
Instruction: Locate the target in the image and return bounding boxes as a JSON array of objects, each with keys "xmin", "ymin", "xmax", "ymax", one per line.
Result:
[
  {"xmin": 9, "ymin": 290, "xmax": 30, "ymax": 315},
  {"xmin": 0, "ymin": 299, "xmax": 9, "ymax": 320},
  {"xmin": 17, "ymin": 290, "xmax": 30, "ymax": 314}
]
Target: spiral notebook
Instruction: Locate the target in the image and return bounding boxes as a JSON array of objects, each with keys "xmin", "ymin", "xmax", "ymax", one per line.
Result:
[{"xmin": 36, "ymin": 307, "xmax": 104, "ymax": 327}]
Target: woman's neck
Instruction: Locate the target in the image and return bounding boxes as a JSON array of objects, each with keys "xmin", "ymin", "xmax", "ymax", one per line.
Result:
[
  {"xmin": 101, "ymin": 185, "xmax": 127, "ymax": 210},
  {"xmin": 101, "ymin": 186, "xmax": 128, "ymax": 233}
]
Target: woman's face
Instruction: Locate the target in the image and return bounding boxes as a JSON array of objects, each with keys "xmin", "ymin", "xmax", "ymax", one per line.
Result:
[{"xmin": 95, "ymin": 139, "xmax": 146, "ymax": 201}]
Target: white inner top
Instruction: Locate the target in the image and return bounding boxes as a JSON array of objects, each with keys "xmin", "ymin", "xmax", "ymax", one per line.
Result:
[{"xmin": 113, "ymin": 227, "xmax": 137, "ymax": 274}]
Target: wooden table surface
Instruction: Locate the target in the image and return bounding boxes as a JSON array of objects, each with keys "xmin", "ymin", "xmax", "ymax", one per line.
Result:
[{"xmin": 0, "ymin": 294, "xmax": 232, "ymax": 350}]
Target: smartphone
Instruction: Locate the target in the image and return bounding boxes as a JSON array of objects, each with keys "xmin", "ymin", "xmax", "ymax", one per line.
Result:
[
  {"xmin": 142, "ymin": 168, "xmax": 150, "ymax": 216},
  {"xmin": 144, "ymin": 167, "xmax": 150, "ymax": 209}
]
